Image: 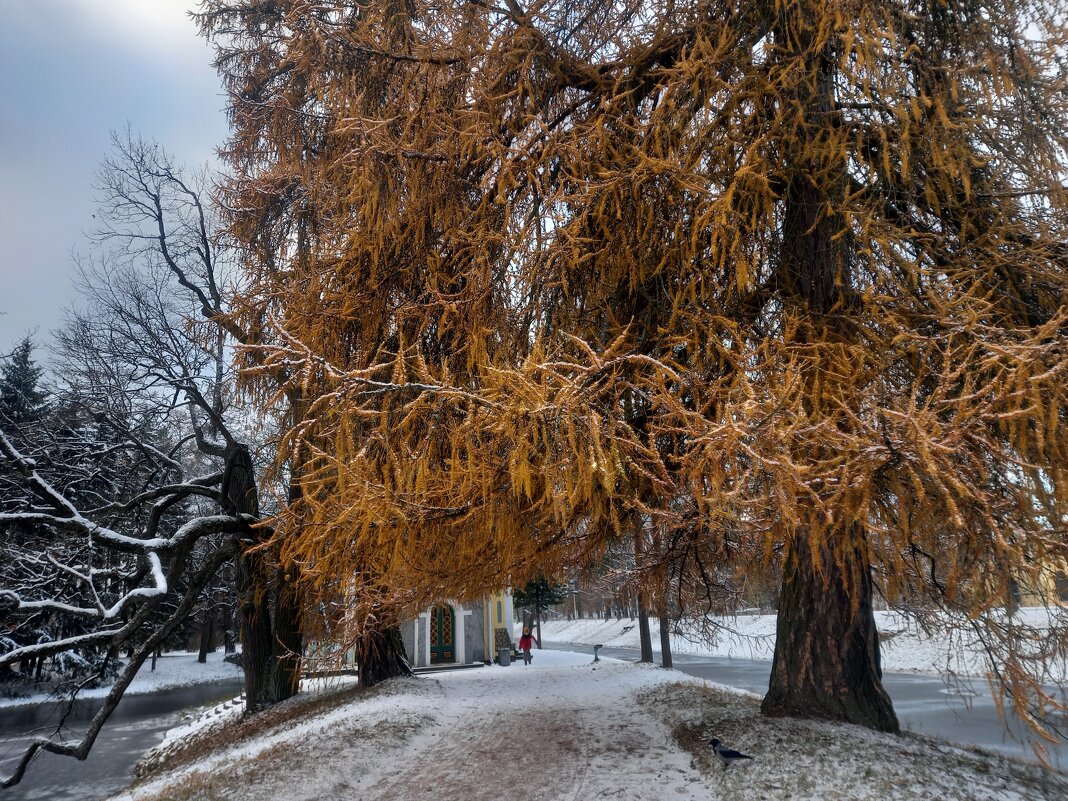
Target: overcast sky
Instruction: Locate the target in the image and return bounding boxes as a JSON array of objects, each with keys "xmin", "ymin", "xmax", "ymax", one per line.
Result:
[{"xmin": 0, "ymin": 0, "xmax": 228, "ymax": 355}]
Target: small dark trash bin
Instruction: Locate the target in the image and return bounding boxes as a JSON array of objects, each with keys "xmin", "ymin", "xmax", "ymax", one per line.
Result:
[{"xmin": 497, "ymin": 647, "xmax": 511, "ymax": 666}]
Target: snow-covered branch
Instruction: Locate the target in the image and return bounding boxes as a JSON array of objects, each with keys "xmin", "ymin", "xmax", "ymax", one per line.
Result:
[{"xmin": 0, "ymin": 539, "xmax": 236, "ymax": 789}]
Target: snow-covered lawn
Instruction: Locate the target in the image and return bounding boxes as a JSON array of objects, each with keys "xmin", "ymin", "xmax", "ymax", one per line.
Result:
[
  {"xmin": 113, "ymin": 651, "xmax": 1066, "ymax": 801},
  {"xmin": 0, "ymin": 651, "xmax": 243, "ymax": 708},
  {"xmin": 537, "ymin": 607, "xmax": 1068, "ymax": 679}
]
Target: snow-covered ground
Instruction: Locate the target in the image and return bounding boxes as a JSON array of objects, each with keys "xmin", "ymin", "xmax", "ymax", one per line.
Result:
[
  {"xmin": 150, "ymin": 672, "xmax": 356, "ymax": 756},
  {"xmin": 537, "ymin": 607, "xmax": 1068, "ymax": 679},
  {"xmin": 114, "ymin": 650, "xmax": 1066, "ymax": 801},
  {"xmin": 0, "ymin": 651, "xmax": 243, "ymax": 708}
]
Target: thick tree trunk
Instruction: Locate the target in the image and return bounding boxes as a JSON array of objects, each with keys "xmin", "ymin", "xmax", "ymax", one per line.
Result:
[
  {"xmin": 237, "ymin": 549, "xmax": 275, "ymax": 708},
  {"xmin": 760, "ymin": 13, "xmax": 898, "ymax": 733},
  {"xmin": 355, "ymin": 625, "xmax": 412, "ymax": 688},
  {"xmin": 224, "ymin": 441, "xmax": 304, "ymax": 710},
  {"xmin": 225, "ymin": 443, "xmax": 276, "ymax": 710},
  {"xmin": 761, "ymin": 525, "xmax": 899, "ymax": 733},
  {"xmin": 265, "ymin": 564, "xmax": 303, "ymax": 700}
]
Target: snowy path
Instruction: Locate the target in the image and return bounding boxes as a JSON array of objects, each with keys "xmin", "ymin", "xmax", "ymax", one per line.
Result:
[
  {"xmin": 114, "ymin": 650, "xmax": 1067, "ymax": 801},
  {"xmin": 366, "ymin": 655, "xmax": 699, "ymax": 801},
  {"xmin": 117, "ymin": 652, "xmax": 709, "ymax": 801},
  {"xmin": 369, "ymin": 703, "xmax": 597, "ymax": 801}
]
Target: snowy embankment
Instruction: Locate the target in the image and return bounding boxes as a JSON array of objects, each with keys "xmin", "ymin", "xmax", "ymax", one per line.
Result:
[
  {"xmin": 114, "ymin": 650, "xmax": 1065, "ymax": 801},
  {"xmin": 0, "ymin": 651, "xmax": 243, "ymax": 708},
  {"xmin": 538, "ymin": 607, "xmax": 1068, "ymax": 679}
]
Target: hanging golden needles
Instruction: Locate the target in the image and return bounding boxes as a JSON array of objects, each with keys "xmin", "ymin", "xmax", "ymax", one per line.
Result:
[{"xmin": 198, "ymin": 0, "xmax": 1068, "ymax": 741}]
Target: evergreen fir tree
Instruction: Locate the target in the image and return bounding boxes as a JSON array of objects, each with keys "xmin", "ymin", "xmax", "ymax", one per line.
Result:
[
  {"xmin": 513, "ymin": 576, "xmax": 571, "ymax": 617},
  {"xmin": 514, "ymin": 576, "xmax": 570, "ymax": 648},
  {"xmin": 0, "ymin": 337, "xmax": 47, "ymax": 439}
]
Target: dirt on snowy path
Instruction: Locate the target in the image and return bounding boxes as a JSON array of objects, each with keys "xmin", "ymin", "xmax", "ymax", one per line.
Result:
[
  {"xmin": 116, "ymin": 652, "xmax": 708, "ymax": 801},
  {"xmin": 113, "ymin": 650, "xmax": 1068, "ymax": 801},
  {"xmin": 365, "ymin": 663, "xmax": 699, "ymax": 801}
]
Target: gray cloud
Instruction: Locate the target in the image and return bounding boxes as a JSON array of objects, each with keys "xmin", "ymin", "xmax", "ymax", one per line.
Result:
[{"xmin": 0, "ymin": 0, "xmax": 228, "ymax": 355}]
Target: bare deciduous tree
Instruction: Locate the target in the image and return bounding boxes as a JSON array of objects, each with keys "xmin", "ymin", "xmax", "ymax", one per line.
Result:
[{"xmin": 0, "ymin": 132, "xmax": 301, "ymax": 788}]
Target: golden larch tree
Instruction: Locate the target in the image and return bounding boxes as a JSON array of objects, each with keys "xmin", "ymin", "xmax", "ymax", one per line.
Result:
[{"xmin": 199, "ymin": 0, "xmax": 1068, "ymax": 739}]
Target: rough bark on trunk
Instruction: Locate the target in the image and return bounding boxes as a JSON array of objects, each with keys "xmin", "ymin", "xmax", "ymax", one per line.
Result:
[
  {"xmin": 760, "ymin": 14, "xmax": 898, "ymax": 733},
  {"xmin": 355, "ymin": 625, "xmax": 412, "ymax": 688},
  {"xmin": 761, "ymin": 525, "xmax": 899, "ymax": 732},
  {"xmin": 265, "ymin": 563, "xmax": 303, "ymax": 701},
  {"xmin": 224, "ymin": 443, "xmax": 278, "ymax": 710},
  {"xmin": 237, "ymin": 549, "xmax": 275, "ymax": 709}
]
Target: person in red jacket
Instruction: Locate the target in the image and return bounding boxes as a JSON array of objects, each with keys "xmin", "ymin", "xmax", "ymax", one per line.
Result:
[{"xmin": 518, "ymin": 628, "xmax": 539, "ymax": 665}]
